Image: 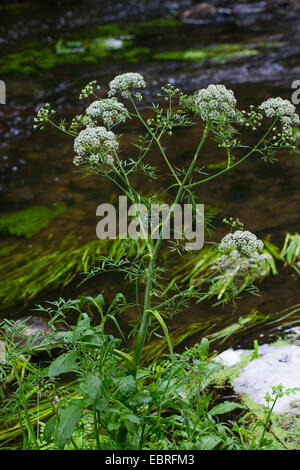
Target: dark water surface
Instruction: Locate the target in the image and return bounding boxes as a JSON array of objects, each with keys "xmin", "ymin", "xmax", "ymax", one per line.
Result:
[{"xmin": 1, "ymin": 0, "xmax": 300, "ymax": 349}]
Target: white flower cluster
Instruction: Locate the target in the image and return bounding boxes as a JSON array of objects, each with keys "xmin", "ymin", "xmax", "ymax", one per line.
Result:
[
  {"xmin": 190, "ymin": 84, "xmax": 237, "ymax": 121},
  {"xmin": 73, "ymin": 152, "xmax": 114, "ymax": 167},
  {"xmin": 74, "ymin": 126, "xmax": 118, "ymax": 156},
  {"xmin": 86, "ymin": 98, "xmax": 129, "ymax": 127},
  {"xmin": 33, "ymin": 104, "xmax": 55, "ymax": 129},
  {"xmin": 79, "ymin": 80, "xmax": 100, "ymax": 100},
  {"xmin": 73, "ymin": 126, "xmax": 118, "ymax": 167},
  {"xmin": 259, "ymin": 97, "xmax": 300, "ymax": 134},
  {"xmin": 218, "ymin": 230, "xmax": 266, "ymax": 271},
  {"xmin": 108, "ymin": 72, "xmax": 146, "ymax": 100}
]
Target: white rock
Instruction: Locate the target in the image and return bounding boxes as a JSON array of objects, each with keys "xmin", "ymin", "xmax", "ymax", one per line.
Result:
[
  {"xmin": 213, "ymin": 348, "xmax": 246, "ymax": 367},
  {"xmin": 233, "ymin": 344, "xmax": 300, "ymax": 413}
]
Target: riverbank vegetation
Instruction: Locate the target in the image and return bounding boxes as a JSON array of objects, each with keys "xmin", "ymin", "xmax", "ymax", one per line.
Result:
[{"xmin": 1, "ymin": 73, "xmax": 300, "ymax": 450}]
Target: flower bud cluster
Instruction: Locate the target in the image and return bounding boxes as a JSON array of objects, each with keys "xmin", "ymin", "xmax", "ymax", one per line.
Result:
[
  {"xmin": 33, "ymin": 104, "xmax": 55, "ymax": 130},
  {"xmin": 79, "ymin": 81, "xmax": 100, "ymax": 100}
]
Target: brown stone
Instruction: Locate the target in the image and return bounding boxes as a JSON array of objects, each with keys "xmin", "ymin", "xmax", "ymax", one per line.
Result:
[{"xmin": 181, "ymin": 2, "xmax": 217, "ymax": 20}]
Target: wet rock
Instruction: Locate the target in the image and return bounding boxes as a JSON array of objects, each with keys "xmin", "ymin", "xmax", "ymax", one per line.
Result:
[
  {"xmin": 181, "ymin": 2, "xmax": 218, "ymax": 20},
  {"xmin": 18, "ymin": 316, "xmax": 64, "ymax": 349}
]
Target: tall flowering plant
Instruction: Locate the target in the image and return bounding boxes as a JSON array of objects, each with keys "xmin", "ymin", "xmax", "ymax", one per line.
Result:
[{"xmin": 34, "ymin": 73, "xmax": 299, "ymax": 372}]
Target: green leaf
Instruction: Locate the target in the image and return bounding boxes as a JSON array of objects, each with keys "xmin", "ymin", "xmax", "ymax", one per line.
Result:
[
  {"xmin": 128, "ymin": 390, "xmax": 152, "ymax": 407},
  {"xmin": 85, "ymin": 372, "xmax": 102, "ymax": 402},
  {"xmin": 209, "ymin": 401, "xmax": 245, "ymax": 416},
  {"xmin": 48, "ymin": 350, "xmax": 79, "ymax": 377},
  {"xmin": 197, "ymin": 435, "xmax": 221, "ymax": 450},
  {"xmin": 56, "ymin": 401, "xmax": 83, "ymax": 450},
  {"xmin": 43, "ymin": 416, "xmax": 57, "ymax": 444},
  {"xmin": 199, "ymin": 337, "xmax": 209, "ymax": 359},
  {"xmin": 85, "ymin": 372, "xmax": 108, "ymax": 410},
  {"xmin": 115, "ymin": 375, "xmax": 136, "ymax": 400}
]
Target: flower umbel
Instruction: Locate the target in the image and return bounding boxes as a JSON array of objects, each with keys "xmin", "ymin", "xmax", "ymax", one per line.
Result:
[
  {"xmin": 73, "ymin": 126, "xmax": 118, "ymax": 167},
  {"xmin": 108, "ymin": 72, "xmax": 146, "ymax": 100},
  {"xmin": 180, "ymin": 84, "xmax": 238, "ymax": 121},
  {"xmin": 259, "ymin": 97, "xmax": 300, "ymax": 134},
  {"xmin": 218, "ymin": 230, "xmax": 266, "ymax": 271},
  {"xmin": 86, "ymin": 98, "xmax": 129, "ymax": 127}
]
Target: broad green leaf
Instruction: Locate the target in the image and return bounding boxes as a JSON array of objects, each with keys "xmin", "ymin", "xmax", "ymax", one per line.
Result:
[
  {"xmin": 128, "ymin": 390, "xmax": 152, "ymax": 407},
  {"xmin": 43, "ymin": 415, "xmax": 57, "ymax": 444},
  {"xmin": 48, "ymin": 350, "xmax": 79, "ymax": 377},
  {"xmin": 209, "ymin": 401, "xmax": 245, "ymax": 416},
  {"xmin": 198, "ymin": 435, "xmax": 221, "ymax": 450},
  {"xmin": 115, "ymin": 375, "xmax": 136, "ymax": 400},
  {"xmin": 56, "ymin": 401, "xmax": 83, "ymax": 450},
  {"xmin": 85, "ymin": 372, "xmax": 102, "ymax": 402}
]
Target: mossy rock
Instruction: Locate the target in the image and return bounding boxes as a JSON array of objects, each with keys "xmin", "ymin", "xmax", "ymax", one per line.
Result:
[{"xmin": 0, "ymin": 205, "xmax": 65, "ymax": 238}]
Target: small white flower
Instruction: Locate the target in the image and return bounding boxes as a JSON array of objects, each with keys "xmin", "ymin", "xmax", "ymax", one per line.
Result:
[
  {"xmin": 218, "ymin": 229, "xmax": 265, "ymax": 271},
  {"xmin": 108, "ymin": 72, "xmax": 146, "ymax": 100},
  {"xmin": 181, "ymin": 84, "xmax": 237, "ymax": 121},
  {"xmin": 102, "ymin": 154, "xmax": 114, "ymax": 165},
  {"xmin": 74, "ymin": 126, "xmax": 118, "ymax": 157},
  {"xmin": 73, "ymin": 155, "xmax": 83, "ymax": 166},
  {"xmin": 86, "ymin": 98, "xmax": 129, "ymax": 127},
  {"xmin": 259, "ymin": 97, "xmax": 300, "ymax": 134}
]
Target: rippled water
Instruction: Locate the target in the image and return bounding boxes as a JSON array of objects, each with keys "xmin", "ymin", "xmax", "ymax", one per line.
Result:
[{"xmin": 0, "ymin": 0, "xmax": 300, "ymax": 348}]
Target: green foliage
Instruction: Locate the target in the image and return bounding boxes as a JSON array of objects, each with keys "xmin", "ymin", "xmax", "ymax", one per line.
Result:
[
  {"xmin": 0, "ymin": 205, "xmax": 64, "ymax": 238},
  {"xmin": 281, "ymin": 233, "xmax": 300, "ymax": 274}
]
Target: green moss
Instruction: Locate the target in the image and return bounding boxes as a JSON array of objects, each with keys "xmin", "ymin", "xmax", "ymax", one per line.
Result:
[
  {"xmin": 153, "ymin": 44, "xmax": 259, "ymax": 62},
  {"xmin": 0, "ymin": 205, "xmax": 65, "ymax": 238}
]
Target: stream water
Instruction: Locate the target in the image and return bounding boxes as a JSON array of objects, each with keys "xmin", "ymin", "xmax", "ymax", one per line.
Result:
[{"xmin": 1, "ymin": 0, "xmax": 300, "ymax": 350}]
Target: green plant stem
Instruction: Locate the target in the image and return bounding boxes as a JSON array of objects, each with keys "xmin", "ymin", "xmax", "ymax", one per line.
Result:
[
  {"xmin": 94, "ymin": 408, "xmax": 102, "ymax": 450},
  {"xmin": 259, "ymin": 397, "xmax": 278, "ymax": 447},
  {"xmin": 129, "ymin": 97, "xmax": 182, "ymax": 186},
  {"xmin": 11, "ymin": 362, "xmax": 40, "ymax": 450},
  {"xmin": 133, "ymin": 121, "xmax": 211, "ymax": 372},
  {"xmin": 189, "ymin": 118, "xmax": 279, "ymax": 188}
]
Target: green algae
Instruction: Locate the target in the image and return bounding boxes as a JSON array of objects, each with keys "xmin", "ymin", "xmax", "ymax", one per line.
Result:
[
  {"xmin": 140, "ymin": 303, "xmax": 300, "ymax": 365},
  {"xmin": 0, "ymin": 205, "xmax": 65, "ymax": 238},
  {"xmin": 0, "ymin": 17, "xmax": 179, "ymax": 75},
  {"xmin": 153, "ymin": 44, "xmax": 259, "ymax": 62},
  {"xmin": 0, "ymin": 234, "xmax": 144, "ymax": 314}
]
